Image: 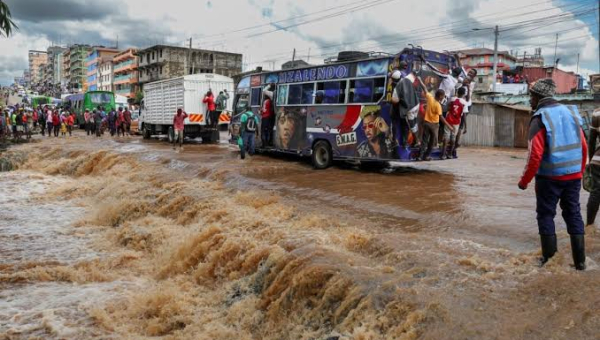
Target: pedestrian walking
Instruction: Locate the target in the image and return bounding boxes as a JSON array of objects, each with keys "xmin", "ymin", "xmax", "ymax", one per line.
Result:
[
  {"xmin": 117, "ymin": 108, "xmax": 125, "ymax": 137},
  {"xmin": 123, "ymin": 108, "xmax": 132, "ymax": 136},
  {"xmin": 38, "ymin": 108, "xmax": 46, "ymax": 136},
  {"xmin": 172, "ymin": 108, "xmax": 187, "ymax": 151},
  {"xmin": 94, "ymin": 109, "xmax": 103, "ymax": 137},
  {"xmin": 108, "ymin": 110, "xmax": 117, "ymax": 136},
  {"xmin": 84, "ymin": 109, "xmax": 92, "ymax": 136},
  {"xmin": 239, "ymin": 105, "xmax": 259, "ymax": 160},
  {"xmin": 518, "ymin": 78, "xmax": 587, "ymax": 270},
  {"xmin": 67, "ymin": 112, "xmax": 75, "ymax": 136},
  {"xmin": 46, "ymin": 108, "xmax": 53, "ymax": 138},
  {"xmin": 52, "ymin": 110, "xmax": 60, "ymax": 137}
]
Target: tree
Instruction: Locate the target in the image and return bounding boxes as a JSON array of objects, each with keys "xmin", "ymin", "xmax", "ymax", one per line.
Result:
[
  {"xmin": 0, "ymin": 0, "xmax": 17, "ymax": 37},
  {"xmin": 134, "ymin": 90, "xmax": 144, "ymax": 105}
]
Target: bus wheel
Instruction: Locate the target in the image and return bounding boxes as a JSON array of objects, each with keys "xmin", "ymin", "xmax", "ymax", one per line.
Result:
[
  {"xmin": 168, "ymin": 126, "xmax": 174, "ymax": 143},
  {"xmin": 312, "ymin": 141, "xmax": 332, "ymax": 170},
  {"xmin": 142, "ymin": 125, "xmax": 151, "ymax": 139}
]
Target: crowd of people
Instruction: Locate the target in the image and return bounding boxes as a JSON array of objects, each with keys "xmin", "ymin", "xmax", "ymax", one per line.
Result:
[{"xmin": 0, "ymin": 103, "xmax": 134, "ymax": 142}]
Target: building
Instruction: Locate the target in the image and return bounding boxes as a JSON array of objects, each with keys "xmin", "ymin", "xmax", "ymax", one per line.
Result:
[
  {"xmin": 136, "ymin": 45, "xmax": 242, "ymax": 87},
  {"xmin": 521, "ymin": 67, "xmax": 578, "ymax": 94},
  {"xmin": 46, "ymin": 46, "xmax": 67, "ymax": 86},
  {"xmin": 28, "ymin": 50, "xmax": 48, "ymax": 84},
  {"xmin": 516, "ymin": 48, "xmax": 544, "ymax": 68},
  {"xmin": 112, "ymin": 48, "xmax": 139, "ymax": 99},
  {"xmin": 86, "ymin": 47, "xmax": 120, "ymax": 91},
  {"xmin": 63, "ymin": 44, "xmax": 93, "ymax": 91},
  {"xmin": 98, "ymin": 60, "xmax": 114, "ymax": 92},
  {"xmin": 23, "ymin": 70, "xmax": 31, "ymax": 85},
  {"xmin": 457, "ymin": 48, "xmax": 518, "ymax": 91},
  {"xmin": 282, "ymin": 60, "xmax": 311, "ymax": 69}
]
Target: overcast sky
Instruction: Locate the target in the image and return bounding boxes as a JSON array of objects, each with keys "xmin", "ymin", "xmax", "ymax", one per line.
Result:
[{"xmin": 0, "ymin": 0, "xmax": 598, "ymax": 85}]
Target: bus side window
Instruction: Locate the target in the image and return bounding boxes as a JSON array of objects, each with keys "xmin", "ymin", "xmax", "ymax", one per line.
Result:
[
  {"xmin": 288, "ymin": 83, "xmax": 314, "ymax": 105},
  {"xmin": 250, "ymin": 88, "xmax": 262, "ymax": 107},
  {"xmin": 277, "ymin": 85, "xmax": 288, "ymax": 105},
  {"xmin": 316, "ymin": 81, "xmax": 346, "ymax": 104},
  {"xmin": 349, "ymin": 78, "xmax": 385, "ymax": 103},
  {"xmin": 373, "ymin": 78, "xmax": 386, "ymax": 102}
]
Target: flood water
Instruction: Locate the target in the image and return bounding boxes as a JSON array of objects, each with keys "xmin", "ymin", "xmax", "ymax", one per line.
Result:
[{"xmin": 1, "ymin": 132, "xmax": 599, "ymax": 340}]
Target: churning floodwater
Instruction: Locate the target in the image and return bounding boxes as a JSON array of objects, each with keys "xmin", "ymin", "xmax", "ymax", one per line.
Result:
[{"xmin": 1, "ymin": 133, "xmax": 599, "ymax": 340}]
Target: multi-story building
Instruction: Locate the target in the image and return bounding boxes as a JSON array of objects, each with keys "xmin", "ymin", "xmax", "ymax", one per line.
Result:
[
  {"xmin": 98, "ymin": 60, "xmax": 114, "ymax": 92},
  {"xmin": 47, "ymin": 46, "xmax": 66, "ymax": 86},
  {"xmin": 112, "ymin": 48, "xmax": 139, "ymax": 99},
  {"xmin": 521, "ymin": 66, "xmax": 578, "ymax": 94},
  {"xmin": 136, "ymin": 45, "xmax": 242, "ymax": 88},
  {"xmin": 28, "ymin": 50, "xmax": 48, "ymax": 84},
  {"xmin": 457, "ymin": 48, "xmax": 517, "ymax": 91},
  {"xmin": 63, "ymin": 44, "xmax": 93, "ymax": 91},
  {"xmin": 86, "ymin": 47, "xmax": 120, "ymax": 91},
  {"xmin": 23, "ymin": 70, "xmax": 31, "ymax": 86}
]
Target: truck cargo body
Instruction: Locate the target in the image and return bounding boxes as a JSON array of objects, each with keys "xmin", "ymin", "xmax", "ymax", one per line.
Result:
[{"xmin": 140, "ymin": 74, "xmax": 234, "ymax": 142}]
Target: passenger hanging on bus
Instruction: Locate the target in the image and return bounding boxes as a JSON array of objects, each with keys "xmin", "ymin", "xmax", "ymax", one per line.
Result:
[
  {"xmin": 391, "ymin": 71, "xmax": 420, "ymax": 148},
  {"xmin": 454, "ymin": 70, "xmax": 477, "ymax": 156},
  {"xmin": 442, "ymin": 87, "xmax": 469, "ymax": 159},
  {"xmin": 417, "ymin": 77, "xmax": 453, "ymax": 161},
  {"xmin": 261, "ymin": 84, "xmax": 275, "ymax": 147},
  {"xmin": 240, "ymin": 104, "xmax": 259, "ymax": 160}
]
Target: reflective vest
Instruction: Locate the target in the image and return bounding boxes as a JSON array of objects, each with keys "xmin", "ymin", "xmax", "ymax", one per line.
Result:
[{"xmin": 535, "ymin": 104, "xmax": 583, "ymax": 177}]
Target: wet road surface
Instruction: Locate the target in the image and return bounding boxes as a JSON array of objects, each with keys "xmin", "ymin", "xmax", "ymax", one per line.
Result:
[{"xmin": 1, "ymin": 131, "xmax": 599, "ymax": 340}]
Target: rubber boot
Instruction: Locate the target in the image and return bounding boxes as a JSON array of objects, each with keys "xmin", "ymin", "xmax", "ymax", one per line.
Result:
[
  {"xmin": 570, "ymin": 234, "xmax": 586, "ymax": 271},
  {"xmin": 586, "ymin": 195, "xmax": 600, "ymax": 226},
  {"xmin": 539, "ymin": 234, "xmax": 557, "ymax": 266}
]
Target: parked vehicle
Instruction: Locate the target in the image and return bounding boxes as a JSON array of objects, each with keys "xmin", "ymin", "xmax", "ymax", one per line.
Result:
[{"xmin": 139, "ymin": 73, "xmax": 234, "ymax": 143}]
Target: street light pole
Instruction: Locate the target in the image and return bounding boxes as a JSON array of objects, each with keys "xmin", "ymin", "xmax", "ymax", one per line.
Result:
[{"xmin": 492, "ymin": 25, "xmax": 499, "ymax": 93}]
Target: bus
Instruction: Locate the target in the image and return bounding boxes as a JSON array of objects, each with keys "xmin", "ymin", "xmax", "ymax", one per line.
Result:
[
  {"xmin": 230, "ymin": 47, "xmax": 460, "ymax": 169},
  {"xmin": 30, "ymin": 95, "xmax": 53, "ymax": 108},
  {"xmin": 64, "ymin": 91, "xmax": 116, "ymax": 127}
]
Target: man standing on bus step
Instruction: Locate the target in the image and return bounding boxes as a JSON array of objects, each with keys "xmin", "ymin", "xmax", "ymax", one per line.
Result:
[
  {"xmin": 518, "ymin": 78, "xmax": 587, "ymax": 270},
  {"xmin": 261, "ymin": 84, "xmax": 275, "ymax": 147},
  {"xmin": 240, "ymin": 105, "xmax": 259, "ymax": 160},
  {"xmin": 417, "ymin": 77, "xmax": 453, "ymax": 161},
  {"xmin": 172, "ymin": 108, "xmax": 188, "ymax": 151}
]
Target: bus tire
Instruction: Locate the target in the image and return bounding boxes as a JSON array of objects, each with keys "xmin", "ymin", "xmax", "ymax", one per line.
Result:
[
  {"xmin": 168, "ymin": 126, "xmax": 174, "ymax": 143},
  {"xmin": 142, "ymin": 124, "xmax": 151, "ymax": 139},
  {"xmin": 312, "ymin": 140, "xmax": 332, "ymax": 170}
]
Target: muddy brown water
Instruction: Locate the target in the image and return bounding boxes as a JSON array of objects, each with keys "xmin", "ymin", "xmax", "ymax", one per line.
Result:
[{"xmin": 0, "ymin": 132, "xmax": 599, "ymax": 340}]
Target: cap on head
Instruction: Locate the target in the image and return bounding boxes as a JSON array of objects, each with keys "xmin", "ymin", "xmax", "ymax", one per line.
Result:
[
  {"xmin": 529, "ymin": 78, "xmax": 556, "ymax": 98},
  {"xmin": 391, "ymin": 70, "xmax": 402, "ymax": 80}
]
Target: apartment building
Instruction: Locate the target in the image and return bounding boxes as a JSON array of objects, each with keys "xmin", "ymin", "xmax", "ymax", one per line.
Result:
[
  {"xmin": 137, "ymin": 45, "xmax": 242, "ymax": 88},
  {"xmin": 86, "ymin": 47, "xmax": 120, "ymax": 91},
  {"xmin": 98, "ymin": 60, "xmax": 114, "ymax": 92},
  {"xmin": 28, "ymin": 50, "xmax": 48, "ymax": 84},
  {"xmin": 112, "ymin": 48, "xmax": 139, "ymax": 99}
]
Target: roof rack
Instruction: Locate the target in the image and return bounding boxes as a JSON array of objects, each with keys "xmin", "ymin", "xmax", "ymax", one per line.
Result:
[{"xmin": 324, "ymin": 51, "xmax": 394, "ymax": 64}]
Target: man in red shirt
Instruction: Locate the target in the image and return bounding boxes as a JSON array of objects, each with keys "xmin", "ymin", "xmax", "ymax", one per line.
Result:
[
  {"xmin": 518, "ymin": 79, "xmax": 587, "ymax": 270},
  {"xmin": 203, "ymin": 90, "xmax": 217, "ymax": 128},
  {"xmin": 172, "ymin": 108, "xmax": 188, "ymax": 150},
  {"xmin": 260, "ymin": 84, "xmax": 275, "ymax": 147},
  {"xmin": 123, "ymin": 108, "xmax": 132, "ymax": 136}
]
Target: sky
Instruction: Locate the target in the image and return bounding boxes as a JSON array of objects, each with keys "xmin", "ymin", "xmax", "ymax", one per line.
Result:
[{"xmin": 0, "ymin": 0, "xmax": 598, "ymax": 85}]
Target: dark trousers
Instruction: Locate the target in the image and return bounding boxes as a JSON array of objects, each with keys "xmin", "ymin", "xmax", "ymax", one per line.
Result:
[
  {"xmin": 47, "ymin": 122, "xmax": 53, "ymax": 137},
  {"xmin": 419, "ymin": 122, "xmax": 439, "ymax": 159},
  {"xmin": 53, "ymin": 125, "xmax": 59, "ymax": 137},
  {"xmin": 536, "ymin": 176, "xmax": 585, "ymax": 235},
  {"xmin": 586, "ymin": 164, "xmax": 600, "ymax": 225},
  {"xmin": 261, "ymin": 116, "xmax": 274, "ymax": 147},
  {"xmin": 240, "ymin": 131, "xmax": 255, "ymax": 159},
  {"xmin": 209, "ymin": 111, "xmax": 220, "ymax": 128}
]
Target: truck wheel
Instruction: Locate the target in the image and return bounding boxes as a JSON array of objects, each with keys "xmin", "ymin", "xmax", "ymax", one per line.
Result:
[
  {"xmin": 168, "ymin": 126, "xmax": 174, "ymax": 143},
  {"xmin": 312, "ymin": 141, "xmax": 332, "ymax": 170},
  {"xmin": 143, "ymin": 124, "xmax": 151, "ymax": 139}
]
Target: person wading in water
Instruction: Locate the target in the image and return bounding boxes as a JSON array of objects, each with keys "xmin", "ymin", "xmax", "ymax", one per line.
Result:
[{"xmin": 518, "ymin": 78, "xmax": 587, "ymax": 270}]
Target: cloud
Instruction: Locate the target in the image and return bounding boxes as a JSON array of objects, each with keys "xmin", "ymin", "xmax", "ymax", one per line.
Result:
[
  {"xmin": 0, "ymin": 55, "xmax": 28, "ymax": 85},
  {"xmin": 5, "ymin": 0, "xmax": 119, "ymax": 23}
]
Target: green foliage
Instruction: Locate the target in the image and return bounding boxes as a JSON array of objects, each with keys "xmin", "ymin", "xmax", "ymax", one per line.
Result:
[{"xmin": 0, "ymin": 1, "xmax": 18, "ymax": 38}]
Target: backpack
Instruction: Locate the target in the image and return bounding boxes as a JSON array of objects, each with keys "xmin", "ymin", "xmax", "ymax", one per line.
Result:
[{"xmin": 244, "ymin": 112, "xmax": 257, "ymax": 132}]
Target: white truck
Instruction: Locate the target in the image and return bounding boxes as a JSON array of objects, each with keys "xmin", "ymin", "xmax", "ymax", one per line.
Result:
[{"xmin": 139, "ymin": 73, "xmax": 234, "ymax": 143}]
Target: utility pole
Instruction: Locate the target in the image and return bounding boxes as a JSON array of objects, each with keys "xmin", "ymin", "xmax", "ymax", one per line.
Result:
[
  {"xmin": 292, "ymin": 48, "xmax": 296, "ymax": 68},
  {"xmin": 188, "ymin": 37, "xmax": 194, "ymax": 75},
  {"xmin": 523, "ymin": 51, "xmax": 527, "ymax": 68},
  {"xmin": 492, "ymin": 25, "xmax": 499, "ymax": 93},
  {"xmin": 307, "ymin": 48, "xmax": 311, "ymax": 63},
  {"xmin": 577, "ymin": 53, "xmax": 580, "ymax": 75},
  {"xmin": 553, "ymin": 34, "xmax": 558, "ymax": 68}
]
